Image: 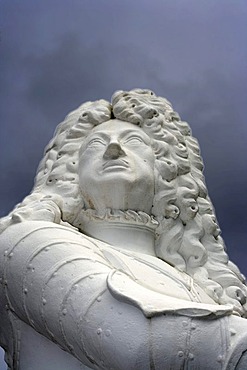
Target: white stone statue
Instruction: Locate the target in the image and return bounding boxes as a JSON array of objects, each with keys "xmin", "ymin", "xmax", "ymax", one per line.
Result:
[{"xmin": 0, "ymin": 89, "xmax": 247, "ymax": 369}]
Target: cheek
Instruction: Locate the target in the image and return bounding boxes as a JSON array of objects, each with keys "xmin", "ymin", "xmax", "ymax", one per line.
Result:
[
  {"xmin": 78, "ymin": 156, "xmax": 101, "ymax": 188},
  {"xmin": 78, "ymin": 157, "xmax": 91, "ymax": 188},
  {"xmin": 78, "ymin": 160, "xmax": 87, "ymax": 182},
  {"xmin": 79, "ymin": 154, "xmax": 96, "ymax": 173},
  {"xmin": 141, "ymin": 150, "xmax": 155, "ymax": 169}
]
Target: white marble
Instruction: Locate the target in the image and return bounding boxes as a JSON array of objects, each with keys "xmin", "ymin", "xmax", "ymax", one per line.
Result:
[{"xmin": 0, "ymin": 89, "xmax": 247, "ymax": 369}]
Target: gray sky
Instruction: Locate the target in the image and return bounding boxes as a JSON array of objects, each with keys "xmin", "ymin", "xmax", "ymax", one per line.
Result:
[{"xmin": 0, "ymin": 1, "xmax": 247, "ymax": 368}]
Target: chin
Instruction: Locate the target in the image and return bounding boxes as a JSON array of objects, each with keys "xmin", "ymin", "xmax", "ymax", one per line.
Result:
[{"xmin": 81, "ymin": 174, "xmax": 154, "ymax": 212}]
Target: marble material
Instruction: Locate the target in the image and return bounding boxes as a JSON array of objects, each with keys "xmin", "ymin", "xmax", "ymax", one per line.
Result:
[{"xmin": 0, "ymin": 89, "xmax": 247, "ymax": 369}]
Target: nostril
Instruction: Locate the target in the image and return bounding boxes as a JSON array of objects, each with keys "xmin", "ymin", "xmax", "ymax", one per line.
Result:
[
  {"xmin": 108, "ymin": 148, "xmax": 119, "ymax": 158},
  {"xmin": 103, "ymin": 143, "xmax": 125, "ymax": 159}
]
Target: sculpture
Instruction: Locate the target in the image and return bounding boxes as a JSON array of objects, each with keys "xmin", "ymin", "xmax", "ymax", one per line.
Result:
[{"xmin": 0, "ymin": 89, "xmax": 247, "ymax": 369}]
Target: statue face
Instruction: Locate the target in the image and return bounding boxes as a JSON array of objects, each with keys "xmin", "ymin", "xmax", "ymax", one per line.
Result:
[{"xmin": 79, "ymin": 119, "xmax": 155, "ymax": 213}]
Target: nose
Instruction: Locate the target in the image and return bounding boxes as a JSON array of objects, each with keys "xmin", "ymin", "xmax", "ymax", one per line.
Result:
[{"xmin": 103, "ymin": 142, "xmax": 126, "ymax": 159}]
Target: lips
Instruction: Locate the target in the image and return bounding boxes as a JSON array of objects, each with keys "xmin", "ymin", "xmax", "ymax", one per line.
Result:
[{"xmin": 102, "ymin": 159, "xmax": 129, "ymax": 171}]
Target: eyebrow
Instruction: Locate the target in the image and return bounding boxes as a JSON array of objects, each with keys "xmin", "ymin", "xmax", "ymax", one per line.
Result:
[
  {"xmin": 81, "ymin": 127, "xmax": 150, "ymax": 151},
  {"xmin": 88, "ymin": 128, "xmax": 150, "ymax": 141},
  {"xmin": 86, "ymin": 132, "xmax": 109, "ymax": 141},
  {"xmin": 118, "ymin": 129, "xmax": 149, "ymax": 140}
]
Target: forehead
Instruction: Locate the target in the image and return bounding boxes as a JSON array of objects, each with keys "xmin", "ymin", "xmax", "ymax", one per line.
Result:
[{"xmin": 87, "ymin": 119, "xmax": 149, "ymax": 139}]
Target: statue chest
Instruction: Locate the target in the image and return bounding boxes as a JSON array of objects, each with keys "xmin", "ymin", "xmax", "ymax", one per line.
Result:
[{"xmin": 102, "ymin": 247, "xmax": 216, "ymax": 305}]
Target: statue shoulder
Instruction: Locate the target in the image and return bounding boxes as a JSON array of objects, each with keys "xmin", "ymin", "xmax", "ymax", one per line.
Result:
[{"xmin": 0, "ymin": 220, "xmax": 105, "ymax": 255}]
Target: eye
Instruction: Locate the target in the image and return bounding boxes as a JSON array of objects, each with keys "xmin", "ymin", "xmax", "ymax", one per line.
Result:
[
  {"xmin": 87, "ymin": 138, "xmax": 106, "ymax": 148},
  {"xmin": 124, "ymin": 136, "xmax": 145, "ymax": 145}
]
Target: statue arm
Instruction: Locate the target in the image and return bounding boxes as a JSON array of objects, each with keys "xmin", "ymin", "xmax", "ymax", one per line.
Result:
[{"xmin": 0, "ymin": 221, "xmax": 160, "ymax": 369}]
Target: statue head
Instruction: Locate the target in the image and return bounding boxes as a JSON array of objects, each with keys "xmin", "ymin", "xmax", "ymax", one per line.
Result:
[
  {"xmin": 78, "ymin": 119, "xmax": 155, "ymax": 213},
  {"xmin": 1, "ymin": 88, "xmax": 246, "ymax": 316}
]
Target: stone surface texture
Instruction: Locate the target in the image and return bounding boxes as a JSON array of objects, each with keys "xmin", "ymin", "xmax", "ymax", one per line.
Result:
[{"xmin": 0, "ymin": 89, "xmax": 247, "ymax": 369}]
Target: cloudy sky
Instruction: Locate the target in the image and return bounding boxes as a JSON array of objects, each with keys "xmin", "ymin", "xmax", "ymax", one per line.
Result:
[{"xmin": 0, "ymin": 0, "xmax": 247, "ymax": 367}]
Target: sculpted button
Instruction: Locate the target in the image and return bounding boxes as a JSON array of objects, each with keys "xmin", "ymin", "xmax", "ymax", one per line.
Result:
[
  {"xmin": 230, "ymin": 328, "xmax": 236, "ymax": 336},
  {"xmin": 182, "ymin": 320, "xmax": 188, "ymax": 327},
  {"xmin": 217, "ymin": 355, "xmax": 224, "ymax": 363}
]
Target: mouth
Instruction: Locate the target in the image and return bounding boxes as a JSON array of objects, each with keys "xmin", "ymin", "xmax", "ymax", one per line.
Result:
[{"xmin": 102, "ymin": 159, "xmax": 129, "ymax": 171}]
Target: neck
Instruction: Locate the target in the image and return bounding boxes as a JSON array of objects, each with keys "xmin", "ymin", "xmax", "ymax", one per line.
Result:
[
  {"xmin": 83, "ymin": 221, "xmax": 156, "ymax": 256},
  {"xmin": 73, "ymin": 208, "xmax": 158, "ymax": 256}
]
